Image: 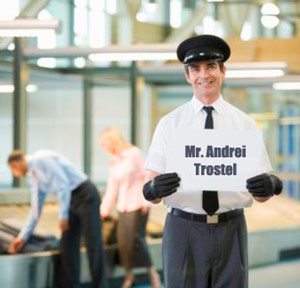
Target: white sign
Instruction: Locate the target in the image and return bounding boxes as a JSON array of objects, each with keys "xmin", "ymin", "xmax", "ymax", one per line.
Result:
[{"xmin": 166, "ymin": 129, "xmax": 272, "ymax": 192}]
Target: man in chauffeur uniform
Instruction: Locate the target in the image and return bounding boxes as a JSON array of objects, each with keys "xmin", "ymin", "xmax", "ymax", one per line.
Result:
[{"xmin": 143, "ymin": 34, "xmax": 283, "ymax": 288}]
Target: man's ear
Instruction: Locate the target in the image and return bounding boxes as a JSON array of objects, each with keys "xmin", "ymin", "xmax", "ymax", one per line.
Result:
[
  {"xmin": 222, "ymin": 65, "xmax": 226, "ymax": 77},
  {"xmin": 185, "ymin": 69, "xmax": 191, "ymax": 84},
  {"xmin": 9, "ymin": 161, "xmax": 16, "ymax": 169}
]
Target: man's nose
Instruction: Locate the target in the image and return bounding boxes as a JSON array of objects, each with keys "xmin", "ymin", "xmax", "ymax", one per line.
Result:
[{"xmin": 198, "ymin": 68, "xmax": 209, "ymax": 78}]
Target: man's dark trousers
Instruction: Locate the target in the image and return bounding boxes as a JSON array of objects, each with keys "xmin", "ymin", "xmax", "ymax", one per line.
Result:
[
  {"xmin": 59, "ymin": 180, "xmax": 108, "ymax": 288},
  {"xmin": 163, "ymin": 211, "xmax": 248, "ymax": 288}
]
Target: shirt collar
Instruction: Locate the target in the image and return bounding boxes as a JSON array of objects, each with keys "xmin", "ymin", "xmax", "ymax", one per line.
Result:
[
  {"xmin": 25, "ymin": 155, "xmax": 34, "ymax": 170},
  {"xmin": 191, "ymin": 95, "xmax": 225, "ymax": 115}
]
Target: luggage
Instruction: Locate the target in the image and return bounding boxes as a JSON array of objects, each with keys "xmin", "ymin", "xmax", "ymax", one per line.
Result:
[
  {"xmin": 0, "ymin": 218, "xmax": 59, "ymax": 255},
  {"xmin": 1, "ymin": 218, "xmax": 56, "ymax": 241}
]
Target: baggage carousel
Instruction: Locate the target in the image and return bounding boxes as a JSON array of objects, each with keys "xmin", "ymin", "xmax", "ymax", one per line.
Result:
[
  {"xmin": 0, "ymin": 188, "xmax": 164, "ymax": 288},
  {"xmin": 0, "ymin": 188, "xmax": 300, "ymax": 288}
]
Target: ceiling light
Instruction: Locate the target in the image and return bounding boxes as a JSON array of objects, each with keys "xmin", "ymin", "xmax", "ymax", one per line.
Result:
[
  {"xmin": 74, "ymin": 57, "xmax": 86, "ymax": 68},
  {"xmin": 240, "ymin": 21, "xmax": 252, "ymax": 41},
  {"xmin": 261, "ymin": 3, "xmax": 280, "ymax": 15},
  {"xmin": 136, "ymin": 1, "xmax": 158, "ymax": 22},
  {"xmin": 0, "ymin": 85, "xmax": 14, "ymax": 93},
  {"xmin": 146, "ymin": 3, "xmax": 158, "ymax": 13},
  {"xmin": 273, "ymin": 82, "xmax": 300, "ymax": 90},
  {"xmin": 7, "ymin": 43, "xmax": 15, "ymax": 51},
  {"xmin": 226, "ymin": 69, "xmax": 284, "ymax": 79},
  {"xmin": 0, "ymin": 84, "xmax": 38, "ymax": 93},
  {"xmin": 261, "ymin": 15, "xmax": 279, "ymax": 28},
  {"xmin": 89, "ymin": 52, "xmax": 177, "ymax": 62},
  {"xmin": 25, "ymin": 43, "xmax": 176, "ymax": 59},
  {"xmin": 226, "ymin": 62, "xmax": 287, "ymax": 69},
  {"xmin": 26, "ymin": 84, "xmax": 38, "ymax": 93},
  {"xmin": 0, "ymin": 19, "xmax": 60, "ymax": 37},
  {"xmin": 106, "ymin": 0, "xmax": 117, "ymax": 15},
  {"xmin": 170, "ymin": 0, "xmax": 182, "ymax": 28},
  {"xmin": 37, "ymin": 58, "xmax": 56, "ymax": 68}
]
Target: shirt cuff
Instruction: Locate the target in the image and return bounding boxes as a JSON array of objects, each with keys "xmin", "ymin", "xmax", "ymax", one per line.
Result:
[
  {"xmin": 59, "ymin": 210, "xmax": 69, "ymax": 220},
  {"xmin": 19, "ymin": 230, "xmax": 30, "ymax": 242}
]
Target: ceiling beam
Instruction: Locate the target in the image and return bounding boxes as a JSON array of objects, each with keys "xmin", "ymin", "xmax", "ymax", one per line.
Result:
[
  {"xmin": 165, "ymin": 2, "xmax": 209, "ymax": 43},
  {"xmin": 0, "ymin": 0, "xmax": 52, "ymax": 49}
]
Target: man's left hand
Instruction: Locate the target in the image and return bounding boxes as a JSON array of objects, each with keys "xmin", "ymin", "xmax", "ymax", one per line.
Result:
[
  {"xmin": 140, "ymin": 206, "xmax": 150, "ymax": 215},
  {"xmin": 247, "ymin": 173, "xmax": 282, "ymax": 198},
  {"xmin": 59, "ymin": 219, "xmax": 69, "ymax": 232},
  {"xmin": 8, "ymin": 237, "xmax": 25, "ymax": 254}
]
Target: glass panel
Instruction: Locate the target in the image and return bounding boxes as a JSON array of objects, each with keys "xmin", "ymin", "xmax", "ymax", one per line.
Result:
[
  {"xmin": 75, "ymin": 0, "xmax": 88, "ymax": 8},
  {"xmin": 105, "ymin": 0, "xmax": 117, "ymax": 15},
  {"xmin": 74, "ymin": 6, "xmax": 88, "ymax": 36},
  {"xmin": 137, "ymin": 0, "xmax": 160, "ymax": 23},
  {"xmin": 92, "ymin": 85, "xmax": 131, "ymax": 184},
  {"xmin": 27, "ymin": 72, "xmax": 83, "ymax": 169},
  {"xmin": 37, "ymin": 10, "xmax": 56, "ymax": 67},
  {"xmin": 0, "ymin": 91, "xmax": 13, "ymax": 188},
  {"xmin": 89, "ymin": 10, "xmax": 106, "ymax": 47}
]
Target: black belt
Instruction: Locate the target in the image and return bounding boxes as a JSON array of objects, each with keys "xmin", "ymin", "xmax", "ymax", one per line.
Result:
[{"xmin": 170, "ymin": 208, "xmax": 243, "ymax": 224}]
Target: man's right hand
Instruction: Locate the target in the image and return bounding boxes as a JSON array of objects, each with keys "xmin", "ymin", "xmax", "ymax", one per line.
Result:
[
  {"xmin": 8, "ymin": 237, "xmax": 25, "ymax": 254},
  {"xmin": 59, "ymin": 219, "xmax": 69, "ymax": 232},
  {"xmin": 143, "ymin": 173, "xmax": 180, "ymax": 201}
]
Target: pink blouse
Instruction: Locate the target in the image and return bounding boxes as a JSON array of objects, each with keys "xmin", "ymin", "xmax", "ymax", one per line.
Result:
[{"xmin": 100, "ymin": 147, "xmax": 151, "ymax": 215}]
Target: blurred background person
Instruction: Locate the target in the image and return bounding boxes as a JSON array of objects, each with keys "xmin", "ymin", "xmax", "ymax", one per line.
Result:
[
  {"xmin": 7, "ymin": 150, "xmax": 108, "ymax": 288},
  {"xmin": 99, "ymin": 128, "xmax": 161, "ymax": 288}
]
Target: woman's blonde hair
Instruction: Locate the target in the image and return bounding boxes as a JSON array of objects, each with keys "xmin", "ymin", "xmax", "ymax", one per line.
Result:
[{"xmin": 100, "ymin": 128, "xmax": 133, "ymax": 150}]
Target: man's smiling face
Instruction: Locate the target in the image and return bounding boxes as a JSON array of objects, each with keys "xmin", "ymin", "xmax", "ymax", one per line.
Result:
[{"xmin": 185, "ymin": 60, "xmax": 226, "ymax": 103}]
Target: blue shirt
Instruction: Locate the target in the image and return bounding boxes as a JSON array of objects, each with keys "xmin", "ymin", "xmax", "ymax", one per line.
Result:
[{"xmin": 19, "ymin": 150, "xmax": 87, "ymax": 241}]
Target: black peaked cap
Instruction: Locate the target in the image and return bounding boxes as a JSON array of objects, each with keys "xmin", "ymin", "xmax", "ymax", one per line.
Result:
[{"xmin": 177, "ymin": 34, "xmax": 231, "ymax": 65}]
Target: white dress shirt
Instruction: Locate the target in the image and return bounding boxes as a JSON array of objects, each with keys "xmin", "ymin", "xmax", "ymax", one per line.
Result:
[{"xmin": 145, "ymin": 95, "xmax": 271, "ymax": 214}]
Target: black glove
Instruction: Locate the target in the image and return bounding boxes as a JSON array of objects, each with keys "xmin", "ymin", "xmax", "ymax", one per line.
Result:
[
  {"xmin": 246, "ymin": 173, "xmax": 282, "ymax": 197},
  {"xmin": 143, "ymin": 173, "xmax": 180, "ymax": 201}
]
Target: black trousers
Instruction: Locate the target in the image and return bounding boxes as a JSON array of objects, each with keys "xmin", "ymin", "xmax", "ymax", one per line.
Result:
[
  {"xmin": 163, "ymin": 211, "xmax": 248, "ymax": 288},
  {"xmin": 59, "ymin": 180, "xmax": 108, "ymax": 288}
]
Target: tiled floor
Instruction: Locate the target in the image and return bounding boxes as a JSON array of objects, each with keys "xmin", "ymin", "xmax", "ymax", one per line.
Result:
[
  {"xmin": 134, "ymin": 259, "xmax": 300, "ymax": 288},
  {"xmin": 249, "ymin": 259, "xmax": 300, "ymax": 288}
]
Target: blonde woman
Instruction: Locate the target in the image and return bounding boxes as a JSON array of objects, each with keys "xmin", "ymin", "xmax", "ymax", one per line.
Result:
[{"xmin": 99, "ymin": 128, "xmax": 161, "ymax": 288}]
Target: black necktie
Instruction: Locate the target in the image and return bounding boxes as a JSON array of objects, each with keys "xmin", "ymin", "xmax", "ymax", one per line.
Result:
[{"xmin": 202, "ymin": 106, "xmax": 219, "ymax": 215}]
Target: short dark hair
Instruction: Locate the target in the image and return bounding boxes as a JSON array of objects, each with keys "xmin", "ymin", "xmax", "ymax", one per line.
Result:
[
  {"xmin": 185, "ymin": 60, "xmax": 224, "ymax": 74},
  {"xmin": 7, "ymin": 150, "xmax": 25, "ymax": 164},
  {"xmin": 217, "ymin": 61, "xmax": 224, "ymax": 71}
]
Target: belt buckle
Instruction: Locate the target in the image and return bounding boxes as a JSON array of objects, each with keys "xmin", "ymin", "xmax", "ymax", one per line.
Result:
[{"xmin": 207, "ymin": 215, "xmax": 218, "ymax": 224}]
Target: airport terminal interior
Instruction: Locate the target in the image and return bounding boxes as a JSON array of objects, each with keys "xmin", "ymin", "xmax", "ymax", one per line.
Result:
[{"xmin": 0, "ymin": 0, "xmax": 300, "ymax": 287}]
